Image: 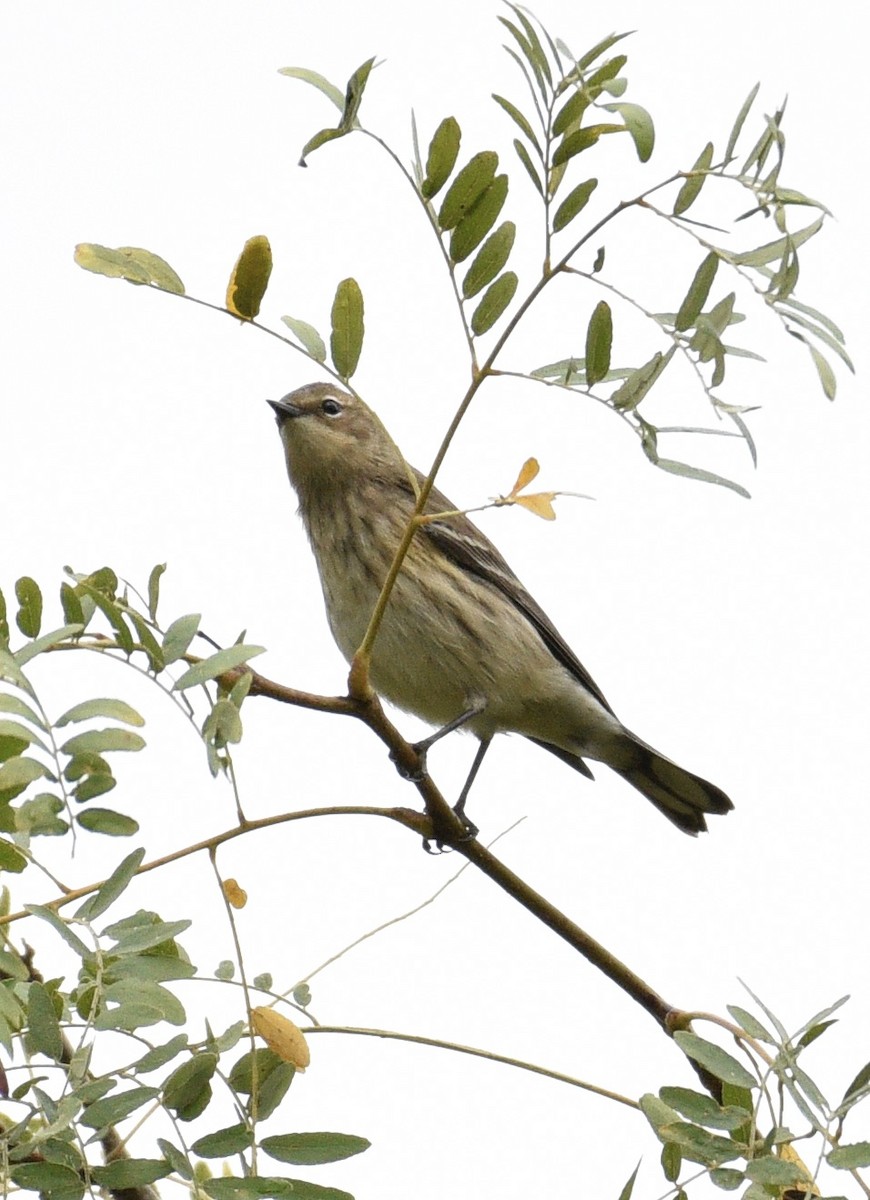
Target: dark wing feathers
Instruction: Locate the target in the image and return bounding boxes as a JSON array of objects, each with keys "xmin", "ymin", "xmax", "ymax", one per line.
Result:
[{"xmin": 413, "ymin": 471, "xmax": 615, "ymax": 715}]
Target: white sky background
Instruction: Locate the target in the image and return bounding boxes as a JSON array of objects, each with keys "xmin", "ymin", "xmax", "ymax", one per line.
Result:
[{"xmin": 1, "ymin": 2, "xmax": 868, "ymax": 1198}]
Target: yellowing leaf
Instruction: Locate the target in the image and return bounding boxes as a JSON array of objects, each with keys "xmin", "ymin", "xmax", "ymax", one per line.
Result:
[
  {"xmin": 222, "ymin": 879, "xmax": 247, "ymax": 909},
  {"xmin": 515, "ymin": 492, "xmax": 557, "ymax": 520},
  {"xmin": 509, "ymin": 457, "xmax": 540, "ymax": 495},
  {"xmin": 251, "ymin": 1007, "xmax": 310, "ymax": 1071},
  {"xmin": 226, "ymin": 235, "xmax": 273, "ymax": 320}
]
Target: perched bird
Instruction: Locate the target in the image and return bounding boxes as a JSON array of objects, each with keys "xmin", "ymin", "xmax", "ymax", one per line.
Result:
[{"xmin": 268, "ymin": 381, "xmax": 733, "ymax": 836}]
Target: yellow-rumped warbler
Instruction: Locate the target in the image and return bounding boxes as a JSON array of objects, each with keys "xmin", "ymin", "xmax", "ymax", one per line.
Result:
[{"xmin": 268, "ymin": 382, "xmax": 732, "ymax": 836}]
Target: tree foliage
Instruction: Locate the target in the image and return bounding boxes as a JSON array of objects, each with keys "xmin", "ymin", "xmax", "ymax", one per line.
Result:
[{"xmin": 3, "ymin": 6, "xmax": 862, "ymax": 1200}]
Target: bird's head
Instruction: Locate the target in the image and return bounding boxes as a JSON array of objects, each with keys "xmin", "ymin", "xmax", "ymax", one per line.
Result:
[{"xmin": 267, "ymin": 382, "xmax": 406, "ymax": 498}]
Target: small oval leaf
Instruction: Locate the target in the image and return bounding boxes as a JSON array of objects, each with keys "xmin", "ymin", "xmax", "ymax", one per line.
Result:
[
  {"xmin": 584, "ymin": 300, "xmax": 613, "ymax": 385},
  {"xmin": 470, "ymin": 271, "xmax": 518, "ymax": 336},
  {"xmin": 15, "ymin": 577, "xmax": 42, "ymax": 639},
  {"xmin": 76, "ymin": 808, "xmax": 140, "ymax": 836},
  {"xmin": 604, "ymin": 101, "xmax": 655, "ymax": 162},
  {"xmin": 226, "ymin": 235, "xmax": 273, "ymax": 321},
  {"xmin": 280, "ymin": 316, "xmax": 327, "ymax": 363},
  {"xmin": 462, "ymin": 221, "xmax": 516, "ymax": 299},
  {"xmin": 673, "ymin": 143, "xmax": 714, "ymax": 217},
  {"xmin": 329, "ymin": 277, "xmax": 365, "ymax": 380},
  {"xmin": 173, "ymin": 644, "xmax": 266, "ymax": 691},
  {"xmin": 553, "ymin": 178, "xmax": 598, "ymax": 232},
  {"xmin": 449, "ymin": 174, "xmax": 508, "ymax": 263},
  {"xmin": 421, "ymin": 116, "xmax": 461, "ymax": 199},
  {"xmin": 56, "ymin": 698, "xmax": 145, "ymax": 728},
  {"xmin": 438, "ymin": 150, "xmax": 498, "ymax": 231},
  {"xmin": 675, "ymin": 252, "xmax": 719, "ymax": 332}
]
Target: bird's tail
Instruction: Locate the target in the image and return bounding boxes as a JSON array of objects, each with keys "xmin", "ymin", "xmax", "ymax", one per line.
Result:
[{"xmin": 614, "ymin": 732, "xmax": 733, "ymax": 836}]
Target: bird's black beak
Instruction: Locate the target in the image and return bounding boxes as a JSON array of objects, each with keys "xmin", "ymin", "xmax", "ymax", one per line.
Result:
[{"xmin": 267, "ymin": 397, "xmax": 303, "ymax": 420}]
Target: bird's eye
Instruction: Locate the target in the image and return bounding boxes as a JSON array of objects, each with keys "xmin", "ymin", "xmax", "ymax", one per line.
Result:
[{"xmin": 321, "ymin": 397, "xmax": 343, "ymax": 417}]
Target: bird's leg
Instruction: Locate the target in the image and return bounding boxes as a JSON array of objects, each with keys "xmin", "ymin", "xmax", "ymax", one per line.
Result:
[
  {"xmin": 412, "ymin": 698, "xmax": 487, "ymax": 760},
  {"xmin": 451, "ymin": 735, "xmax": 492, "ymax": 834},
  {"xmin": 392, "ymin": 698, "xmax": 487, "ymax": 783}
]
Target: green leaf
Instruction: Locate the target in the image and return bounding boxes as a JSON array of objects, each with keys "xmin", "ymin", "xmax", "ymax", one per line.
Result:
[
  {"xmin": 574, "ymin": 30, "xmax": 632, "ymax": 72},
  {"xmin": 147, "ymin": 562, "xmax": 166, "ymax": 622},
  {"xmin": 98, "ymin": 977, "xmax": 185, "ymax": 1028},
  {"xmin": 0, "ymin": 717, "xmax": 46, "ymax": 760},
  {"xmin": 278, "ymin": 67, "xmax": 344, "ymax": 112},
  {"xmin": 513, "ymin": 137, "xmax": 543, "ymax": 195},
  {"xmin": 163, "ymin": 1052, "xmax": 218, "ymax": 1120},
  {"xmin": 661, "ymin": 1141, "xmax": 681, "ymax": 1182},
  {"xmin": 59, "ymin": 581, "xmax": 85, "ymax": 626},
  {"xmin": 604, "ymin": 101, "xmax": 654, "ymax": 161},
  {"xmin": 616, "ymin": 1161, "xmax": 640, "ymax": 1200},
  {"xmin": 126, "ymin": 608, "xmax": 165, "ymax": 672},
  {"xmin": 299, "ymin": 126, "xmax": 346, "ymax": 164},
  {"xmin": 340, "ymin": 57, "xmax": 375, "ymax": 130},
  {"xmin": 709, "ymin": 1167, "xmax": 744, "ymax": 1191},
  {"xmin": 226, "ymin": 235, "xmax": 272, "ymax": 321},
  {"xmin": 552, "ymin": 123, "xmax": 623, "ymax": 167},
  {"xmin": 60, "ymin": 727, "xmax": 145, "ymax": 756},
  {"xmin": 673, "ymin": 143, "xmax": 714, "ymax": 216},
  {"xmin": 828, "ymin": 1141, "xmax": 870, "ymax": 1169},
  {"xmin": 192, "ymin": 1124, "xmax": 255, "ymax": 1158},
  {"xmin": 421, "ymin": 116, "xmax": 461, "ymax": 199},
  {"xmin": 26, "ymin": 981, "xmax": 63, "ymax": 1060},
  {"xmin": 105, "ymin": 915, "xmax": 191, "ymax": 955},
  {"xmin": 673, "ymin": 1031, "xmax": 757, "ymax": 1088},
  {"xmin": 498, "ymin": 17, "xmax": 547, "ymax": 97},
  {"xmin": 586, "ymin": 54, "xmax": 629, "ymax": 93},
  {"xmin": 81, "ymin": 1086, "xmax": 159, "ymax": 1129},
  {"xmin": 509, "ymin": 8, "xmax": 553, "ymax": 87},
  {"xmin": 653, "ymin": 458, "xmax": 751, "ymax": 498},
  {"xmin": 584, "ymin": 300, "xmax": 612, "ymax": 385},
  {"xmin": 449, "ymin": 174, "xmax": 508, "ymax": 262},
  {"xmin": 229, "ymin": 1048, "xmax": 296, "ymax": 1120},
  {"xmin": 610, "ymin": 347, "xmax": 674, "ymax": 411},
  {"xmin": 131, "ymin": 1034, "xmax": 189, "ymax": 1075},
  {"xmin": 158, "ymin": 1138, "xmax": 193, "ymax": 1180},
  {"xmin": 76, "ymin": 808, "xmax": 139, "ymax": 836},
  {"xmin": 552, "ymin": 89, "xmax": 591, "ymax": 137},
  {"xmin": 675, "ymin": 252, "xmax": 719, "ymax": 332},
  {"xmin": 203, "ymin": 1179, "xmax": 349, "ymax": 1200},
  {"xmin": 552, "ymin": 177, "xmax": 598, "ymax": 232},
  {"xmin": 56, "ymin": 698, "xmax": 145, "ymax": 728},
  {"xmin": 0, "ymin": 754, "xmax": 49, "ymax": 795},
  {"xmin": 280, "ymin": 316, "xmax": 327, "ymax": 363},
  {"xmin": 725, "ymin": 1005, "xmax": 775, "ymax": 1043},
  {"xmin": 74, "ymin": 243, "xmax": 185, "ymax": 292},
  {"xmin": 173, "ymin": 644, "xmax": 266, "ymax": 691},
  {"xmin": 0, "ymin": 838, "xmax": 28, "ymax": 873},
  {"xmin": 659, "ymin": 1088, "xmax": 749, "ymax": 1131},
  {"xmin": 438, "ymin": 151, "xmax": 499, "ymax": 230},
  {"xmin": 78, "ymin": 584, "xmax": 134, "ymax": 652},
  {"xmin": 162, "ymin": 612, "xmax": 200, "ymax": 664},
  {"xmin": 11, "ymin": 1163, "xmax": 85, "ymax": 1194},
  {"xmin": 92, "ymin": 1160, "xmax": 172, "ymax": 1188},
  {"xmin": 0, "ymin": 693, "xmax": 44, "ymax": 727},
  {"xmin": 724, "ymin": 82, "xmax": 760, "ymax": 163},
  {"xmin": 470, "ymin": 271, "xmax": 518, "ymax": 335},
  {"xmin": 329, "ymin": 276, "xmax": 364, "ymax": 380},
  {"xmin": 261, "ymin": 1132, "xmax": 371, "ymax": 1166},
  {"xmin": 462, "ymin": 222, "xmax": 516, "ymax": 298},
  {"xmin": 491, "ymin": 94, "xmax": 540, "ymax": 152},
  {"xmin": 15, "ymin": 791, "xmax": 68, "ymax": 836},
  {"xmin": 731, "ymin": 215, "xmax": 824, "ymax": 267},
  {"xmin": 744, "ymin": 1158, "xmax": 808, "ymax": 1186},
  {"xmin": 24, "ymin": 904, "xmax": 91, "ymax": 957},
  {"xmin": 15, "ymin": 577, "xmax": 42, "ymax": 638}
]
